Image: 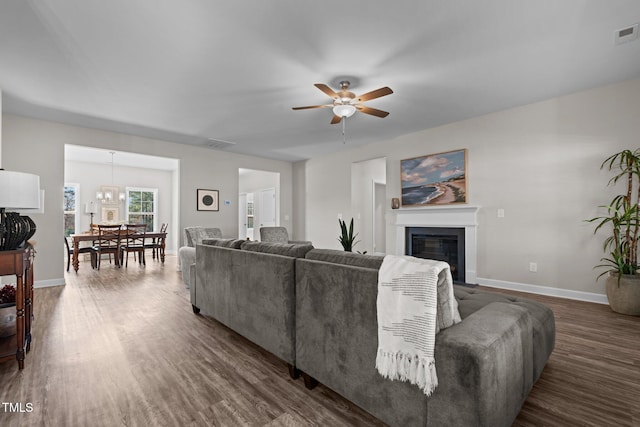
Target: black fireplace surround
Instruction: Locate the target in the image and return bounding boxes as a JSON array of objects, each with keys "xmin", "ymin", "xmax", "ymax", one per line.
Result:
[{"xmin": 405, "ymin": 227, "xmax": 465, "ymax": 283}]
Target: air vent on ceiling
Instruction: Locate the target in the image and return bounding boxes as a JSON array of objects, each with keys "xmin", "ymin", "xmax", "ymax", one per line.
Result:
[
  {"xmin": 206, "ymin": 139, "xmax": 236, "ymax": 149},
  {"xmin": 614, "ymin": 23, "xmax": 638, "ymax": 45}
]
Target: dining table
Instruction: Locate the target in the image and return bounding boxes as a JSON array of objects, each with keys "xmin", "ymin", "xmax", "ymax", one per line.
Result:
[{"xmin": 70, "ymin": 230, "xmax": 167, "ymax": 272}]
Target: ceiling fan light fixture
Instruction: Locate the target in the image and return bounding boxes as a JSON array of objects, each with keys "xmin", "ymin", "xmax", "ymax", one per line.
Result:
[
  {"xmin": 333, "ymin": 104, "xmax": 356, "ymax": 118},
  {"xmin": 293, "ymin": 81, "xmax": 392, "ymax": 124}
]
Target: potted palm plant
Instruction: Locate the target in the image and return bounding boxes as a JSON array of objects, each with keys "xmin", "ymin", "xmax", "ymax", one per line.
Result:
[{"xmin": 587, "ymin": 148, "xmax": 640, "ymax": 315}]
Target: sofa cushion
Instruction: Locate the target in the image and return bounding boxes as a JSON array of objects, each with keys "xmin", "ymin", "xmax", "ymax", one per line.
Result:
[
  {"xmin": 240, "ymin": 241, "xmax": 314, "ymax": 258},
  {"xmin": 306, "ymin": 250, "xmax": 459, "ymax": 332},
  {"xmin": 260, "ymin": 226, "xmax": 290, "ymax": 243},
  {"xmin": 202, "ymin": 238, "xmax": 244, "ymax": 249},
  {"xmin": 305, "ymin": 248, "xmax": 385, "ymax": 270},
  {"xmin": 454, "ymin": 285, "xmax": 556, "ymax": 382}
]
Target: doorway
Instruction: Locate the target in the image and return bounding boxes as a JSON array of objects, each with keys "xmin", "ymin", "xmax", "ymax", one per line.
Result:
[
  {"xmin": 351, "ymin": 157, "xmax": 386, "ymax": 254},
  {"xmin": 64, "ymin": 144, "xmax": 180, "ymax": 257},
  {"xmin": 238, "ymin": 168, "xmax": 280, "ymax": 240}
]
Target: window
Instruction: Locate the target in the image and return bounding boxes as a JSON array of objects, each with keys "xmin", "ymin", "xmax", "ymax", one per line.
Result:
[
  {"xmin": 126, "ymin": 187, "xmax": 158, "ymax": 231},
  {"xmin": 247, "ymin": 199, "xmax": 254, "ymax": 229},
  {"xmin": 64, "ymin": 184, "xmax": 79, "ymax": 237}
]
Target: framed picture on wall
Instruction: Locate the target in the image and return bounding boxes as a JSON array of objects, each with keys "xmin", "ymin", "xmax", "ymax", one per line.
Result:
[
  {"xmin": 101, "ymin": 206, "xmax": 119, "ymax": 223},
  {"xmin": 401, "ymin": 149, "xmax": 467, "ymax": 206},
  {"xmin": 197, "ymin": 189, "xmax": 219, "ymax": 211}
]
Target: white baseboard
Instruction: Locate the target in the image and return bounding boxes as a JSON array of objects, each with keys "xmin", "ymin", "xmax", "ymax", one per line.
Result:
[
  {"xmin": 476, "ymin": 277, "xmax": 609, "ymax": 305},
  {"xmin": 34, "ymin": 278, "xmax": 66, "ymax": 289}
]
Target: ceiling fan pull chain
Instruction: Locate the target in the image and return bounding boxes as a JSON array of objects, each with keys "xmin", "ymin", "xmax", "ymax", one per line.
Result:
[{"xmin": 342, "ymin": 117, "xmax": 346, "ymax": 144}]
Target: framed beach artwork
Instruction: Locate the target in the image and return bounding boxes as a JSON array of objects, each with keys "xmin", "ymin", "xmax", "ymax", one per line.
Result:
[{"xmin": 401, "ymin": 149, "xmax": 467, "ymax": 206}]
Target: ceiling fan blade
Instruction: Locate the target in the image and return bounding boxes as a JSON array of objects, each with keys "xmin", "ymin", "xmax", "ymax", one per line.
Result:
[
  {"xmin": 292, "ymin": 104, "xmax": 331, "ymax": 110},
  {"xmin": 357, "ymin": 86, "xmax": 393, "ymax": 102},
  {"xmin": 330, "ymin": 115, "xmax": 342, "ymax": 124},
  {"xmin": 356, "ymin": 105, "xmax": 390, "ymax": 118},
  {"xmin": 315, "ymin": 83, "xmax": 339, "ymax": 99}
]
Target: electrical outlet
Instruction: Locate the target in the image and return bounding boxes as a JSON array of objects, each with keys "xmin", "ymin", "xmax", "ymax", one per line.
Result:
[
  {"xmin": 337, "ymin": 213, "xmax": 343, "ymax": 220},
  {"xmin": 529, "ymin": 262, "xmax": 538, "ymax": 273},
  {"xmin": 497, "ymin": 208, "xmax": 505, "ymax": 218}
]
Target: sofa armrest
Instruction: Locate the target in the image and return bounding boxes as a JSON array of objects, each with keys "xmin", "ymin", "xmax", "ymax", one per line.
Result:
[
  {"xmin": 189, "ymin": 263, "xmax": 196, "ymax": 289},
  {"xmin": 428, "ymin": 302, "xmax": 533, "ymax": 427},
  {"xmin": 178, "ymin": 246, "xmax": 195, "ymax": 287}
]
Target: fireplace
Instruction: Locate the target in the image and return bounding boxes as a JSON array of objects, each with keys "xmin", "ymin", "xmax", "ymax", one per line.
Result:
[
  {"xmin": 405, "ymin": 227, "xmax": 465, "ymax": 283},
  {"xmin": 394, "ymin": 205, "xmax": 479, "ymax": 284}
]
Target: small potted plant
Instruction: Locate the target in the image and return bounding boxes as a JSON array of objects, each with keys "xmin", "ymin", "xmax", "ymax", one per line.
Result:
[
  {"xmin": 587, "ymin": 148, "xmax": 640, "ymax": 315},
  {"xmin": 338, "ymin": 218, "xmax": 363, "ymax": 253},
  {"xmin": 0, "ymin": 284, "xmax": 17, "ymax": 337}
]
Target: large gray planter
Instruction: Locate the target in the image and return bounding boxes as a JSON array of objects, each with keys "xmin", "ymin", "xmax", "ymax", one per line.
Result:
[{"xmin": 606, "ymin": 272, "xmax": 640, "ymax": 316}]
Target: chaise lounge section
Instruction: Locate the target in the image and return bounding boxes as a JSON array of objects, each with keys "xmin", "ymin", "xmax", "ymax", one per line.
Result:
[{"xmin": 295, "ymin": 249, "xmax": 555, "ymax": 427}]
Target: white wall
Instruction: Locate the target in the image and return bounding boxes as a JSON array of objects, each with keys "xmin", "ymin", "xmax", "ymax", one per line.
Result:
[
  {"xmin": 1, "ymin": 115, "xmax": 293, "ymax": 286},
  {"xmin": 0, "ymin": 89, "xmax": 2, "ymax": 165},
  {"xmin": 301, "ymin": 77, "xmax": 640, "ymax": 299},
  {"xmin": 292, "ymin": 161, "xmax": 306, "ymax": 241},
  {"xmin": 239, "ymin": 169, "xmax": 279, "ymax": 194},
  {"xmin": 65, "ymin": 159, "xmax": 177, "ymax": 253}
]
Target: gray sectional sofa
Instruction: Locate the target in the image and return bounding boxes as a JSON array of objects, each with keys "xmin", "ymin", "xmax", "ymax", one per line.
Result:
[
  {"xmin": 192, "ymin": 241, "xmax": 555, "ymax": 427},
  {"xmin": 193, "ymin": 239, "xmax": 314, "ymax": 376}
]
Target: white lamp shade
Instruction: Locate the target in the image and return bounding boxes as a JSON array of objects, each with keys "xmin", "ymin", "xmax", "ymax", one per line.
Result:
[
  {"xmin": 333, "ymin": 104, "xmax": 356, "ymax": 118},
  {"xmin": 85, "ymin": 202, "xmax": 98, "ymax": 214},
  {"xmin": 0, "ymin": 170, "xmax": 41, "ymax": 209}
]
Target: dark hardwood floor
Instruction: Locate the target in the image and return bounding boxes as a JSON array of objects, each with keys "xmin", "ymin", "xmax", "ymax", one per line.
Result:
[{"xmin": 0, "ymin": 255, "xmax": 638, "ymax": 426}]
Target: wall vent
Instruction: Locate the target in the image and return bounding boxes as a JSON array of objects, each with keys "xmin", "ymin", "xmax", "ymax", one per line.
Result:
[
  {"xmin": 206, "ymin": 139, "xmax": 236, "ymax": 149},
  {"xmin": 615, "ymin": 23, "xmax": 639, "ymax": 45}
]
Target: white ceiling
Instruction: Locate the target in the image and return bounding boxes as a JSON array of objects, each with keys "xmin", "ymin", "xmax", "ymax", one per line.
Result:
[{"xmin": 2, "ymin": 1, "xmax": 640, "ymax": 162}]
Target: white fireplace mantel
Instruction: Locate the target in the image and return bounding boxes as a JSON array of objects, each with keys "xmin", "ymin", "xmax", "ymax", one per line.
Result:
[{"xmin": 393, "ymin": 205, "xmax": 480, "ymax": 283}]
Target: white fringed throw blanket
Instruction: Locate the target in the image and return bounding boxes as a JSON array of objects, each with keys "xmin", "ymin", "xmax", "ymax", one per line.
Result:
[{"xmin": 375, "ymin": 255, "xmax": 456, "ymax": 396}]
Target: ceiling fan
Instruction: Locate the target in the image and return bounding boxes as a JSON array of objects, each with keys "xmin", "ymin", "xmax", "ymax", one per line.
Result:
[{"xmin": 292, "ymin": 81, "xmax": 393, "ymax": 124}]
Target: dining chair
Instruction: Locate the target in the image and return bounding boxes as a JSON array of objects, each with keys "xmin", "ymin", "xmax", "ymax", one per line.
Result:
[
  {"xmin": 91, "ymin": 224, "xmax": 123, "ymax": 270},
  {"xmin": 144, "ymin": 223, "xmax": 167, "ymax": 261},
  {"xmin": 65, "ymin": 236, "xmax": 95, "ymax": 272},
  {"xmin": 121, "ymin": 224, "xmax": 147, "ymax": 267}
]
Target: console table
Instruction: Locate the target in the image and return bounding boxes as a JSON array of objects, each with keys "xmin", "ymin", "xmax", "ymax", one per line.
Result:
[{"xmin": 0, "ymin": 244, "xmax": 34, "ymax": 369}]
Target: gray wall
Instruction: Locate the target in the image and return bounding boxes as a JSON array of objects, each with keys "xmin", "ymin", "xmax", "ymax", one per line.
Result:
[
  {"xmin": 299, "ymin": 77, "xmax": 640, "ymax": 299},
  {"xmin": 1, "ymin": 114, "xmax": 293, "ymax": 286}
]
